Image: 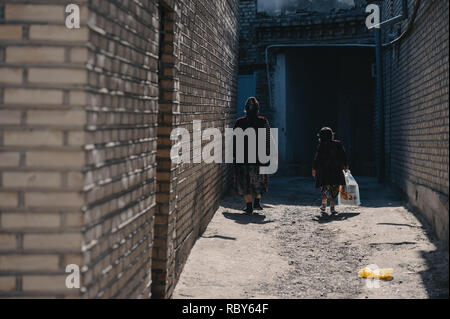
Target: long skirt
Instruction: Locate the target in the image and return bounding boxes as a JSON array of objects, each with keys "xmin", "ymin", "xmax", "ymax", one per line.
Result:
[
  {"xmin": 235, "ymin": 165, "xmax": 266, "ymax": 196},
  {"xmin": 321, "ymin": 185, "xmax": 340, "ymax": 202}
]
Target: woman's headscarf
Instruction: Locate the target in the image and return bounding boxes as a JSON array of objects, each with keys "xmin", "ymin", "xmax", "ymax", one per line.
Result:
[
  {"xmin": 318, "ymin": 127, "xmax": 334, "ymax": 143},
  {"xmin": 245, "ymin": 97, "xmax": 259, "ymax": 121}
]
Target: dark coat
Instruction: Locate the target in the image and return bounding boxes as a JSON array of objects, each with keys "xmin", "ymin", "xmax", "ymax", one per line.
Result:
[
  {"xmin": 233, "ymin": 115, "xmax": 270, "ymax": 166},
  {"xmin": 313, "ymin": 139, "xmax": 347, "ymax": 188}
]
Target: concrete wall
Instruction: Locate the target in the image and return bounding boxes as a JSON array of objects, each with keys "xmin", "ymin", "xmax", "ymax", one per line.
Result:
[
  {"xmin": 0, "ymin": 0, "xmax": 239, "ymax": 298},
  {"xmin": 379, "ymin": 0, "xmax": 449, "ymax": 247}
]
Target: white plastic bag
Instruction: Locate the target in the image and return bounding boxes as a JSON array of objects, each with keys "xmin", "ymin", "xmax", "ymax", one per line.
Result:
[{"xmin": 338, "ymin": 170, "xmax": 360, "ymax": 206}]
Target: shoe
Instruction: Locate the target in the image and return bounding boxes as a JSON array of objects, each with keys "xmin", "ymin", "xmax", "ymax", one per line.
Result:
[
  {"xmin": 243, "ymin": 203, "xmax": 253, "ymax": 215},
  {"xmin": 320, "ymin": 204, "xmax": 326, "ymax": 212},
  {"xmin": 330, "ymin": 206, "xmax": 338, "ymax": 215},
  {"xmin": 253, "ymin": 200, "xmax": 263, "ymax": 210}
]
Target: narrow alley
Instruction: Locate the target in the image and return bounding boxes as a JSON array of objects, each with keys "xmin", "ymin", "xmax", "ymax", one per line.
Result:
[
  {"xmin": 173, "ymin": 177, "xmax": 449, "ymax": 299},
  {"xmin": 0, "ymin": 0, "xmax": 448, "ymax": 300}
]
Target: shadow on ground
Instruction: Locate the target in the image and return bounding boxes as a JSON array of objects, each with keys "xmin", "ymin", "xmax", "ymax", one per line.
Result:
[
  {"xmin": 221, "ymin": 175, "xmax": 406, "ymax": 208},
  {"xmin": 201, "ymin": 234, "xmax": 237, "ymax": 241},
  {"xmin": 222, "ymin": 211, "xmax": 274, "ymax": 225},
  {"xmin": 220, "ymin": 175, "xmax": 449, "ymax": 298},
  {"xmin": 402, "ymin": 205, "xmax": 450, "ymax": 299},
  {"xmin": 313, "ymin": 212, "xmax": 360, "ymax": 223}
]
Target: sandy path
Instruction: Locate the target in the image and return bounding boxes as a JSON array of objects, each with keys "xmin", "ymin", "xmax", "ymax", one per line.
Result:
[{"xmin": 173, "ymin": 177, "xmax": 449, "ymax": 299}]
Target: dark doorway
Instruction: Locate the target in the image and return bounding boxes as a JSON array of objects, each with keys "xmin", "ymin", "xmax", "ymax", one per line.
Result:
[{"xmin": 284, "ymin": 46, "xmax": 376, "ymax": 176}]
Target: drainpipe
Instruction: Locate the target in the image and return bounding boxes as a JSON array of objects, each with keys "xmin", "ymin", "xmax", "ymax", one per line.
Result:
[
  {"xmin": 375, "ymin": 29, "xmax": 385, "ymax": 182},
  {"xmin": 383, "ymin": 0, "xmax": 422, "ymax": 47}
]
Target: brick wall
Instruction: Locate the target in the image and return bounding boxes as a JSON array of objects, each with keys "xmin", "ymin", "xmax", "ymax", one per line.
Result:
[
  {"xmin": 0, "ymin": 0, "xmax": 89, "ymax": 298},
  {"xmin": 81, "ymin": 0, "xmax": 160, "ymax": 299},
  {"xmin": 0, "ymin": 0, "xmax": 239, "ymax": 298},
  {"xmin": 239, "ymin": 0, "xmax": 258, "ymax": 70},
  {"xmin": 152, "ymin": 0, "xmax": 239, "ymax": 298},
  {"xmin": 379, "ymin": 0, "xmax": 449, "ymax": 246}
]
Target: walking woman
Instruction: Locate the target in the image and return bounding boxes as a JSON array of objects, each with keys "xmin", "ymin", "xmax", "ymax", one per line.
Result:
[
  {"xmin": 233, "ymin": 97, "xmax": 270, "ymax": 215},
  {"xmin": 312, "ymin": 127, "xmax": 348, "ymax": 215}
]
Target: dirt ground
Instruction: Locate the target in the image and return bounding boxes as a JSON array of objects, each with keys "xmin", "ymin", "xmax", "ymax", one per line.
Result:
[{"xmin": 172, "ymin": 176, "xmax": 449, "ymax": 299}]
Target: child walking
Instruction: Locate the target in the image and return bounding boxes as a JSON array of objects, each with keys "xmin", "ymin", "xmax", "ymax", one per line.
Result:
[{"xmin": 312, "ymin": 127, "xmax": 348, "ymax": 215}]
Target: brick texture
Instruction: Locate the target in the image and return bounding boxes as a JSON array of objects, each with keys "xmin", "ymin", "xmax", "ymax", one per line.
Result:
[
  {"xmin": 81, "ymin": 0, "xmax": 159, "ymax": 299},
  {"xmin": 0, "ymin": 0, "xmax": 88, "ymax": 298},
  {"xmin": 0, "ymin": 0, "xmax": 238, "ymax": 298},
  {"xmin": 151, "ymin": 0, "xmax": 238, "ymax": 298},
  {"xmin": 377, "ymin": 0, "xmax": 449, "ymax": 245}
]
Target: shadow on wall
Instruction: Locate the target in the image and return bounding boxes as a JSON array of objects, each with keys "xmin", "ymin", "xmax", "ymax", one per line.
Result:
[
  {"xmin": 401, "ymin": 205, "xmax": 449, "ymax": 299},
  {"xmin": 419, "ymin": 248, "xmax": 449, "ymax": 299}
]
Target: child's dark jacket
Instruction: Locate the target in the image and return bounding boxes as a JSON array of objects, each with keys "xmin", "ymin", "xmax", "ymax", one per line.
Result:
[{"xmin": 313, "ymin": 140, "xmax": 347, "ymax": 188}]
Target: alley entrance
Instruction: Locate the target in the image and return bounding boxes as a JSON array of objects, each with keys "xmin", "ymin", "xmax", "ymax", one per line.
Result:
[
  {"xmin": 273, "ymin": 47, "xmax": 376, "ymax": 176},
  {"xmin": 173, "ymin": 177, "xmax": 449, "ymax": 298}
]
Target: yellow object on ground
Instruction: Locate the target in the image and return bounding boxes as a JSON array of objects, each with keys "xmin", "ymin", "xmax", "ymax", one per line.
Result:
[{"xmin": 358, "ymin": 266, "xmax": 394, "ymax": 279}]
